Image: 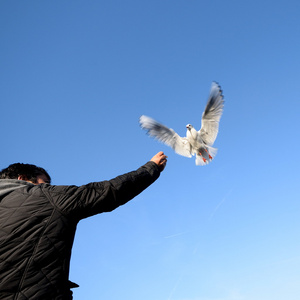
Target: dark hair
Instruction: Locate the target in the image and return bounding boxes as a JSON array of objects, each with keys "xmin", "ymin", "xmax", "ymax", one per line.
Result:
[{"xmin": 0, "ymin": 163, "xmax": 51, "ymax": 184}]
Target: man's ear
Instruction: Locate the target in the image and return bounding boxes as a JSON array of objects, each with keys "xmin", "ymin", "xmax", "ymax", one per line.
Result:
[{"xmin": 18, "ymin": 175, "xmax": 28, "ymax": 181}]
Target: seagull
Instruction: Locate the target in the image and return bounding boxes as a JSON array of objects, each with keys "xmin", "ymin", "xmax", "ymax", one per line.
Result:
[{"xmin": 139, "ymin": 82, "xmax": 224, "ymax": 166}]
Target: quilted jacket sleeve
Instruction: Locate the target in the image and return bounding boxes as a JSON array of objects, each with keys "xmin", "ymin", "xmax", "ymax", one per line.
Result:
[{"xmin": 41, "ymin": 161, "xmax": 160, "ymax": 220}]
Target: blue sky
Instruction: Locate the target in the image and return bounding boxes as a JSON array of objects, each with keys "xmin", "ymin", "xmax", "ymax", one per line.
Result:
[{"xmin": 1, "ymin": 1, "xmax": 300, "ymax": 299}]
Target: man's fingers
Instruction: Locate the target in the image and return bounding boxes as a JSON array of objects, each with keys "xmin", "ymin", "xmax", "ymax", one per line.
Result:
[{"xmin": 150, "ymin": 152, "xmax": 168, "ymax": 171}]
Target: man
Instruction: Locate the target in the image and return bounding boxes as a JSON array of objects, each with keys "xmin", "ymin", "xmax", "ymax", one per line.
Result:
[{"xmin": 0, "ymin": 151, "xmax": 167, "ymax": 300}]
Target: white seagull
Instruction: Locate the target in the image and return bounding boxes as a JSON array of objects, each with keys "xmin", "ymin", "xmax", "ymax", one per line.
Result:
[{"xmin": 139, "ymin": 82, "xmax": 224, "ymax": 166}]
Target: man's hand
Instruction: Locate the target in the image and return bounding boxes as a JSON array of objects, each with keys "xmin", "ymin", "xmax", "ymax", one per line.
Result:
[{"xmin": 150, "ymin": 151, "xmax": 168, "ymax": 172}]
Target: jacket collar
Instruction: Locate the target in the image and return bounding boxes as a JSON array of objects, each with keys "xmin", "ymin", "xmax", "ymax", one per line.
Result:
[{"xmin": 0, "ymin": 179, "xmax": 34, "ymax": 198}]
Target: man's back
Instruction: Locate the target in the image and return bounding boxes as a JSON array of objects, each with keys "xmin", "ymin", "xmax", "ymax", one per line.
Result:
[{"xmin": 0, "ymin": 179, "xmax": 76, "ymax": 300}]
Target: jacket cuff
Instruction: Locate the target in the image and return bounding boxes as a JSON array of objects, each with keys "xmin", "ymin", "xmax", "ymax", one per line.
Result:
[{"xmin": 142, "ymin": 161, "xmax": 161, "ymax": 178}]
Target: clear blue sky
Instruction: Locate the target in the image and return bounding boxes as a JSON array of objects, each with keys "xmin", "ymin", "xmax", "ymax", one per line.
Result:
[{"xmin": 1, "ymin": 1, "xmax": 300, "ymax": 299}]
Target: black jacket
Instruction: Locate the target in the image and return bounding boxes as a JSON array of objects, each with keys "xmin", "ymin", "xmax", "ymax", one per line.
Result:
[{"xmin": 0, "ymin": 161, "xmax": 160, "ymax": 300}]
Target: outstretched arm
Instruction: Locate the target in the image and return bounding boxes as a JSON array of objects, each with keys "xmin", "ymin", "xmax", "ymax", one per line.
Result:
[{"xmin": 46, "ymin": 152, "xmax": 167, "ymax": 219}]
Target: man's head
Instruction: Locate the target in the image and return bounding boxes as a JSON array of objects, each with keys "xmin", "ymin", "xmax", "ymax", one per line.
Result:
[{"xmin": 0, "ymin": 163, "xmax": 51, "ymax": 184}]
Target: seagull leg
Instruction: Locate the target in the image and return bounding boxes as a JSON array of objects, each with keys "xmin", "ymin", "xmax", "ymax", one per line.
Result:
[{"xmin": 198, "ymin": 152, "xmax": 207, "ymax": 163}]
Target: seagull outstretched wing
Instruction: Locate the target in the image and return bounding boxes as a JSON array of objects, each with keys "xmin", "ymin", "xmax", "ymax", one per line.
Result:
[
  {"xmin": 139, "ymin": 115, "xmax": 192, "ymax": 157},
  {"xmin": 199, "ymin": 82, "xmax": 224, "ymax": 146}
]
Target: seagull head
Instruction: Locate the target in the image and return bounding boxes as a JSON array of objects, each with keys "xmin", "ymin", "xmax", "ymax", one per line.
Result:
[{"xmin": 186, "ymin": 124, "xmax": 198, "ymax": 140}]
